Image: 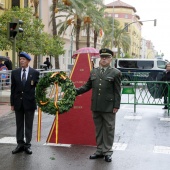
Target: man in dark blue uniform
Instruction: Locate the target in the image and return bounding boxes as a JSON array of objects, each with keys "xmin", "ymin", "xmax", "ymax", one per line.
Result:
[
  {"xmin": 11, "ymin": 52, "xmax": 39, "ymax": 154},
  {"xmin": 76, "ymin": 48, "xmax": 122, "ymax": 162}
]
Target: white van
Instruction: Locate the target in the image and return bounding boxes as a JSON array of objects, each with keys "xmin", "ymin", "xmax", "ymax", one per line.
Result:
[{"xmin": 114, "ymin": 58, "xmax": 167, "ymax": 82}]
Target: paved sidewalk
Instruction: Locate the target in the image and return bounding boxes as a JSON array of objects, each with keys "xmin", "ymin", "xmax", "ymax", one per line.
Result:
[
  {"xmin": 0, "ymin": 102, "xmax": 12, "ymax": 117},
  {"xmin": 0, "ymin": 87, "xmax": 12, "ymax": 117}
]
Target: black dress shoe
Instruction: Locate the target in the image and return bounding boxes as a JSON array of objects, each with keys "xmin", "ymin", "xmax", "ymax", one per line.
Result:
[
  {"xmin": 105, "ymin": 155, "xmax": 112, "ymax": 162},
  {"xmin": 89, "ymin": 154, "xmax": 104, "ymax": 159},
  {"xmin": 25, "ymin": 147, "xmax": 32, "ymax": 154},
  {"xmin": 12, "ymin": 146, "xmax": 24, "ymax": 154}
]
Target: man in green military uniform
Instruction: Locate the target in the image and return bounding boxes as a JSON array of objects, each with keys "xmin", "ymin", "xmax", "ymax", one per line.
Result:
[{"xmin": 76, "ymin": 48, "xmax": 122, "ymax": 162}]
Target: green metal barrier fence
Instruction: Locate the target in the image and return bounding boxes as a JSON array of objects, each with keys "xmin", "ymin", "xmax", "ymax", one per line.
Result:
[{"xmin": 121, "ymin": 81, "xmax": 170, "ymax": 115}]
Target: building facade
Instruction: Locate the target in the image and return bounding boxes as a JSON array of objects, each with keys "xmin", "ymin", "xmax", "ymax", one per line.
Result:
[
  {"xmin": 0, "ymin": 0, "xmax": 103, "ymax": 69},
  {"xmin": 105, "ymin": 0, "xmax": 142, "ymax": 58},
  {"xmin": 105, "ymin": 0, "xmax": 156, "ymax": 59},
  {"xmin": 0, "ymin": 0, "xmax": 157, "ymax": 69}
]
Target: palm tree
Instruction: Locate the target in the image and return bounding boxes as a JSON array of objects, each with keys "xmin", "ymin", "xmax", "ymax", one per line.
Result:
[
  {"xmin": 53, "ymin": 0, "xmax": 88, "ymax": 50},
  {"xmin": 83, "ymin": 5, "xmax": 105, "ymax": 47},
  {"xmin": 93, "ymin": 8, "xmax": 107, "ymax": 48},
  {"xmin": 51, "ymin": 0, "xmax": 104, "ymax": 50},
  {"xmin": 30, "ymin": 0, "xmax": 41, "ymax": 68},
  {"xmin": 101, "ymin": 16, "xmax": 119, "ymax": 48},
  {"xmin": 115, "ymin": 28, "xmax": 131, "ymax": 57},
  {"xmin": 51, "ymin": 0, "xmax": 60, "ymax": 69},
  {"xmin": 102, "ymin": 16, "xmax": 131, "ymax": 57}
]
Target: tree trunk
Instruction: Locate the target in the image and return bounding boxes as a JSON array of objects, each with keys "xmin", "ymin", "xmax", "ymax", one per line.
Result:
[
  {"xmin": 94, "ymin": 30, "xmax": 98, "ymax": 48},
  {"xmin": 52, "ymin": 0, "xmax": 57, "ymax": 36},
  {"xmin": 33, "ymin": 0, "xmax": 39, "ymax": 68},
  {"xmin": 32, "ymin": 0, "xmax": 39, "ymax": 17},
  {"xmin": 52, "ymin": 0, "xmax": 59, "ymax": 69},
  {"xmin": 33, "ymin": 55, "xmax": 38, "ymax": 69},
  {"xmin": 54, "ymin": 54, "xmax": 59, "ymax": 69},
  {"xmin": 86, "ymin": 24, "xmax": 90, "ymax": 47},
  {"xmin": 75, "ymin": 17, "xmax": 82, "ymax": 50}
]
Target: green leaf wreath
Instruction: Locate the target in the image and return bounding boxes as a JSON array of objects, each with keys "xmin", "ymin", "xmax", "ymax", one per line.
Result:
[{"xmin": 36, "ymin": 71, "xmax": 76, "ymax": 115}]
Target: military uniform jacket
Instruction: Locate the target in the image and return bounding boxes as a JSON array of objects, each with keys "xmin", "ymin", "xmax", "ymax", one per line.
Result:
[
  {"xmin": 76, "ymin": 66, "xmax": 122, "ymax": 112},
  {"xmin": 10, "ymin": 67, "xmax": 39, "ymax": 111}
]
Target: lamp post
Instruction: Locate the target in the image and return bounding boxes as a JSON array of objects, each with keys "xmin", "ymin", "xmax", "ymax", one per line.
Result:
[
  {"xmin": 117, "ymin": 19, "xmax": 157, "ymax": 57},
  {"xmin": 38, "ymin": 0, "xmax": 42, "ymax": 69},
  {"xmin": 111, "ymin": 0, "xmax": 114, "ymax": 50}
]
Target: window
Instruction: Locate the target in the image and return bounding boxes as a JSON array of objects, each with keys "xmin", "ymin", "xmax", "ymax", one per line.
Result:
[
  {"xmin": 125, "ymin": 14, "xmax": 128, "ymax": 19},
  {"xmin": 24, "ymin": 0, "xmax": 28, "ymax": 7},
  {"xmin": 12, "ymin": 0, "xmax": 20, "ymax": 7},
  {"xmin": 115, "ymin": 14, "xmax": 118, "ymax": 18},
  {"xmin": 119, "ymin": 60, "xmax": 154, "ymax": 69},
  {"xmin": 119, "ymin": 61, "xmax": 136, "ymax": 68},
  {"xmin": 137, "ymin": 61, "xmax": 153, "ymax": 69},
  {"xmin": 157, "ymin": 60, "xmax": 166, "ymax": 69}
]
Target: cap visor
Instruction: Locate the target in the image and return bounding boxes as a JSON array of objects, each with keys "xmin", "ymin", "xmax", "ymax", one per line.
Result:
[{"xmin": 100, "ymin": 53, "xmax": 112, "ymax": 56}]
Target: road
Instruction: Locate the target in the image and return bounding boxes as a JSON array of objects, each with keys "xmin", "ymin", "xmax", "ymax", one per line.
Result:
[{"xmin": 0, "ymin": 103, "xmax": 170, "ymax": 170}]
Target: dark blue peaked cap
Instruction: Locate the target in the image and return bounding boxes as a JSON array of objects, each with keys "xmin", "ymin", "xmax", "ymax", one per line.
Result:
[
  {"xmin": 99, "ymin": 48, "xmax": 113, "ymax": 56},
  {"xmin": 19, "ymin": 52, "xmax": 31, "ymax": 61}
]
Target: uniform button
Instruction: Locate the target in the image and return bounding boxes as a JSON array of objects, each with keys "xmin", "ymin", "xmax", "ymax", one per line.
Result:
[
  {"xmin": 20, "ymin": 98, "xmax": 22, "ymax": 99},
  {"xmin": 99, "ymin": 89, "xmax": 101, "ymax": 91},
  {"xmin": 22, "ymin": 92, "xmax": 23, "ymax": 93},
  {"xmin": 99, "ymin": 84, "xmax": 101, "ymax": 85},
  {"xmin": 98, "ymin": 93, "xmax": 100, "ymax": 95},
  {"xmin": 100, "ymin": 79, "xmax": 102, "ymax": 81}
]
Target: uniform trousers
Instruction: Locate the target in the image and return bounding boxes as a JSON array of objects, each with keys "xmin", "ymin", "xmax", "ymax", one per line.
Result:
[
  {"xmin": 15, "ymin": 106, "xmax": 35, "ymax": 148},
  {"xmin": 92, "ymin": 111, "xmax": 116, "ymax": 156}
]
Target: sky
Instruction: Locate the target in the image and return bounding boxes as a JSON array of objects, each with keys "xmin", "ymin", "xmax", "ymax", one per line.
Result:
[{"xmin": 104, "ymin": 0, "xmax": 170, "ymax": 61}]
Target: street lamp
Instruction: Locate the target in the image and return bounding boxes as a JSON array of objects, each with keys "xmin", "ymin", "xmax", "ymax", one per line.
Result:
[
  {"xmin": 111, "ymin": 0, "xmax": 115, "ymax": 50},
  {"xmin": 38, "ymin": 0, "xmax": 42, "ymax": 69},
  {"xmin": 117, "ymin": 19, "xmax": 157, "ymax": 57},
  {"xmin": 122, "ymin": 19, "xmax": 156, "ymax": 32}
]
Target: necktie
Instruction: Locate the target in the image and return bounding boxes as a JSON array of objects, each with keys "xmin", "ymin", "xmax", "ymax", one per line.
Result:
[
  {"xmin": 22, "ymin": 69, "xmax": 26, "ymax": 86},
  {"xmin": 101, "ymin": 68, "xmax": 105, "ymax": 75}
]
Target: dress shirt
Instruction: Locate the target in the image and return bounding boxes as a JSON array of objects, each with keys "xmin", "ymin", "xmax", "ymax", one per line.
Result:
[{"xmin": 21, "ymin": 67, "xmax": 29, "ymax": 81}]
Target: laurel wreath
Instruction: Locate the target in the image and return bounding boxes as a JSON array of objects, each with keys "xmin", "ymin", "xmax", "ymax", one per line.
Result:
[{"xmin": 36, "ymin": 71, "xmax": 76, "ymax": 115}]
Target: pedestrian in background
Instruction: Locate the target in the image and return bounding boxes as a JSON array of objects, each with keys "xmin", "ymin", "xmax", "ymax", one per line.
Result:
[
  {"xmin": 162, "ymin": 63, "xmax": 170, "ymax": 109},
  {"xmin": 76, "ymin": 48, "xmax": 122, "ymax": 162},
  {"xmin": 10, "ymin": 52, "xmax": 39, "ymax": 154},
  {"xmin": 4, "ymin": 56, "xmax": 12, "ymax": 70},
  {"xmin": 44, "ymin": 57, "xmax": 53, "ymax": 69},
  {"xmin": 0, "ymin": 60, "xmax": 5, "ymax": 68},
  {"xmin": 4, "ymin": 56, "xmax": 12, "ymax": 85}
]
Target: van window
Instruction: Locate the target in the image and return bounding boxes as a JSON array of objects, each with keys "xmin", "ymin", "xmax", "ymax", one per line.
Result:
[
  {"xmin": 118, "ymin": 60, "xmax": 137, "ymax": 68},
  {"xmin": 118, "ymin": 60, "xmax": 154, "ymax": 69},
  {"xmin": 157, "ymin": 60, "xmax": 166, "ymax": 69},
  {"xmin": 137, "ymin": 61, "xmax": 153, "ymax": 69}
]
